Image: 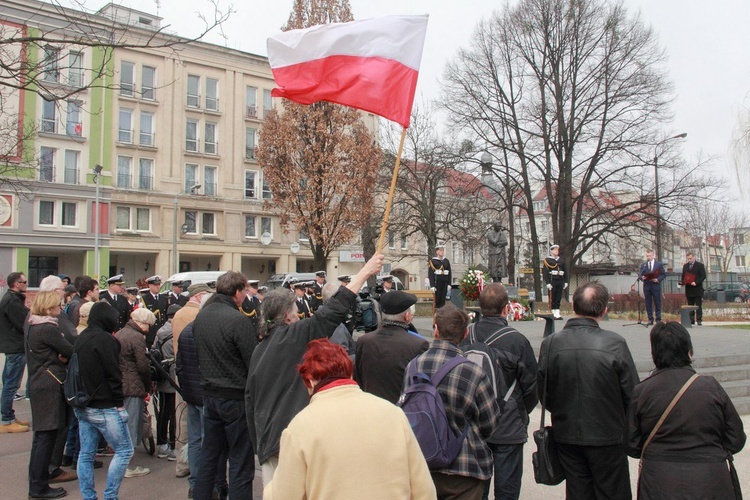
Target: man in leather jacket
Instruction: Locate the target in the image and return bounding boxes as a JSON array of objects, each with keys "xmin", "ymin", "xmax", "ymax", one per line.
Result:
[{"xmin": 537, "ymin": 282, "xmax": 639, "ymax": 500}]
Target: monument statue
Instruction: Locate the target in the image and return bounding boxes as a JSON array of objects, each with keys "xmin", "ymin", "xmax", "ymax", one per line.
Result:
[{"xmin": 488, "ymin": 222, "xmax": 508, "ymax": 282}]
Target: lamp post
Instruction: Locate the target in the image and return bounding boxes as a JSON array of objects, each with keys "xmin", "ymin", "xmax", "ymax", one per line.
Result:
[
  {"xmin": 172, "ymin": 184, "xmax": 201, "ymax": 276},
  {"xmin": 654, "ymin": 132, "xmax": 687, "ymax": 263},
  {"xmin": 93, "ymin": 164, "xmax": 103, "ymax": 278}
]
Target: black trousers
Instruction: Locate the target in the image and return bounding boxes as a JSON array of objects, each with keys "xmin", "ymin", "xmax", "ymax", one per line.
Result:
[
  {"xmin": 431, "ymin": 471, "xmax": 485, "ymax": 500},
  {"xmin": 555, "ymin": 442, "xmax": 632, "ymax": 500},
  {"xmin": 29, "ymin": 429, "xmax": 60, "ymax": 495},
  {"xmin": 156, "ymin": 391, "xmax": 176, "ymax": 447},
  {"xmin": 550, "ymin": 282, "xmax": 564, "ymax": 309},
  {"xmin": 435, "ymin": 280, "xmax": 449, "ymax": 309},
  {"xmin": 687, "ymin": 295, "xmax": 703, "ymax": 323}
]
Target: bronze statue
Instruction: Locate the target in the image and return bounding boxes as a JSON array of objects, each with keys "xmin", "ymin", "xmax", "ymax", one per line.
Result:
[{"xmin": 488, "ymin": 222, "xmax": 507, "ymax": 282}]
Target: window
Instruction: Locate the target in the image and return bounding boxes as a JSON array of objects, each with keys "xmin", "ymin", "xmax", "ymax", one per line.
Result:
[
  {"xmin": 245, "ymin": 170, "xmax": 257, "ymax": 199},
  {"xmin": 39, "ymin": 201, "xmax": 54, "ymax": 225},
  {"xmin": 41, "ymin": 99, "xmax": 56, "ymax": 133},
  {"xmin": 138, "ymin": 158, "xmax": 153, "ymax": 190},
  {"xmin": 116, "ymin": 206, "xmax": 150, "ymax": 231},
  {"xmin": 734, "ymin": 233, "xmax": 746, "ymax": 245},
  {"xmin": 43, "ymin": 46, "xmax": 60, "ymax": 82},
  {"xmin": 40, "ymin": 147, "xmax": 55, "ymax": 182},
  {"xmin": 139, "ymin": 111, "xmax": 154, "ymax": 146},
  {"xmin": 452, "ymin": 243, "xmax": 459, "ymax": 262},
  {"xmin": 117, "ymin": 156, "xmax": 132, "ymax": 188},
  {"xmin": 204, "ymin": 166, "xmax": 217, "ymax": 196},
  {"xmin": 245, "ymin": 127, "xmax": 256, "ymax": 159},
  {"xmin": 118, "ymin": 108, "xmax": 133, "ymax": 143},
  {"xmin": 68, "ymin": 51, "xmax": 83, "ymax": 87},
  {"xmin": 141, "ymin": 66, "xmax": 155, "ymax": 100},
  {"xmin": 244, "ymin": 215, "xmax": 256, "ymax": 238},
  {"xmin": 61, "ymin": 202, "xmax": 76, "ymax": 226},
  {"xmin": 401, "ymin": 234, "xmax": 407, "ymax": 250},
  {"xmin": 260, "ymin": 216, "xmax": 272, "ymax": 237},
  {"xmin": 202, "ymin": 212, "xmax": 215, "ymax": 234},
  {"xmin": 205, "ymin": 78, "xmax": 218, "ymax": 111},
  {"xmin": 737, "ymin": 255, "xmax": 746, "ymax": 267},
  {"xmin": 28, "ymin": 257, "xmax": 58, "ymax": 288},
  {"xmin": 185, "ymin": 120, "xmax": 198, "ymax": 151},
  {"xmin": 66, "ymin": 100, "xmax": 82, "ymax": 136},
  {"xmin": 541, "ymin": 219, "xmax": 548, "ymax": 232},
  {"xmin": 184, "ymin": 211, "xmax": 197, "ymax": 233},
  {"xmin": 120, "ymin": 61, "xmax": 135, "ymax": 96},
  {"xmin": 187, "ymin": 75, "xmax": 200, "ymax": 108},
  {"xmin": 185, "ymin": 164, "xmax": 198, "ymax": 192},
  {"xmin": 262, "ymin": 177, "xmax": 272, "ymax": 199},
  {"xmin": 388, "ymin": 231, "xmax": 395, "ymax": 249},
  {"xmin": 263, "ymin": 89, "xmax": 273, "ymax": 117},
  {"xmin": 64, "ymin": 150, "xmax": 79, "ymax": 184},
  {"xmin": 204, "ymin": 123, "xmax": 217, "ymax": 154},
  {"xmin": 246, "ymin": 86, "xmax": 257, "ymax": 117}
]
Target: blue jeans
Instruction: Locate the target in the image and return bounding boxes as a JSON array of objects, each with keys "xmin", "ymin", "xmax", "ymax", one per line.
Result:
[
  {"xmin": 482, "ymin": 443, "xmax": 524, "ymax": 500},
  {"xmin": 1, "ymin": 353, "xmax": 26, "ymax": 424},
  {"xmin": 193, "ymin": 397, "xmax": 253, "ymax": 500},
  {"xmin": 187, "ymin": 403, "xmax": 228, "ymax": 491},
  {"xmin": 75, "ymin": 407, "xmax": 134, "ymax": 500}
]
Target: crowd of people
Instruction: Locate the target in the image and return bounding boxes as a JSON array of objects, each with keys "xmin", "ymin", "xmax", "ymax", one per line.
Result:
[{"xmin": 0, "ymin": 247, "xmax": 746, "ymax": 499}]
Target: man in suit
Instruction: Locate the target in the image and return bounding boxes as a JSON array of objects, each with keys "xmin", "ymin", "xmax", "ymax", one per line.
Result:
[
  {"xmin": 640, "ymin": 249, "xmax": 666, "ymax": 325},
  {"xmin": 167, "ymin": 281, "xmax": 188, "ymax": 308},
  {"xmin": 309, "ymin": 271, "xmax": 326, "ymax": 313},
  {"xmin": 428, "ymin": 244, "xmax": 452, "ymax": 309},
  {"xmin": 101, "ymin": 275, "xmax": 133, "ymax": 330},
  {"xmin": 241, "ymin": 280, "xmax": 261, "ymax": 330},
  {"xmin": 681, "ymin": 251, "xmax": 707, "ymax": 325},
  {"xmin": 294, "ymin": 282, "xmax": 312, "ymax": 319},
  {"xmin": 141, "ymin": 275, "xmax": 169, "ymax": 345}
]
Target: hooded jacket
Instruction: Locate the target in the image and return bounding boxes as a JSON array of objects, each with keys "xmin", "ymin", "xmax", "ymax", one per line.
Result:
[{"xmin": 75, "ymin": 302, "xmax": 124, "ymax": 409}]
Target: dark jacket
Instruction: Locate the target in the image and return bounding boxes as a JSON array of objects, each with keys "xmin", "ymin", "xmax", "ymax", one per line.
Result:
[
  {"xmin": 114, "ymin": 320, "xmax": 152, "ymax": 398},
  {"xmin": 25, "ymin": 316, "xmax": 74, "ymax": 431},
  {"xmin": 101, "ymin": 292, "xmax": 133, "ymax": 330},
  {"xmin": 463, "ymin": 316, "xmax": 538, "ymax": 444},
  {"xmin": 354, "ymin": 322, "xmax": 429, "ymax": 404},
  {"xmin": 681, "ymin": 261, "xmax": 707, "ymax": 299},
  {"xmin": 76, "ymin": 302, "xmax": 124, "ymax": 409},
  {"xmin": 246, "ymin": 286, "xmax": 357, "ymax": 463},
  {"xmin": 194, "ymin": 294, "xmax": 256, "ymax": 400},
  {"xmin": 538, "ymin": 317, "xmax": 639, "ymax": 446},
  {"xmin": 0, "ymin": 290, "xmax": 28, "ymax": 353},
  {"xmin": 66, "ymin": 295, "xmax": 83, "ymax": 327},
  {"xmin": 175, "ymin": 321, "xmax": 203, "ymax": 407},
  {"xmin": 627, "ymin": 367, "xmax": 746, "ymax": 499}
]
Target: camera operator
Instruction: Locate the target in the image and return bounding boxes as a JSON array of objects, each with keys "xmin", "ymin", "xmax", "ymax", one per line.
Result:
[{"xmin": 151, "ymin": 304, "xmax": 182, "ymax": 460}]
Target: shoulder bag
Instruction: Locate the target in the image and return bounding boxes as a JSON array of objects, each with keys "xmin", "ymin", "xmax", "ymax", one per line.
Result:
[{"xmin": 532, "ymin": 334, "xmax": 565, "ymax": 485}]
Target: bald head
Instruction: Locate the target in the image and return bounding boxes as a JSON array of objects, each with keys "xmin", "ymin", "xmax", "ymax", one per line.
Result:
[{"xmin": 572, "ymin": 282, "xmax": 609, "ymax": 319}]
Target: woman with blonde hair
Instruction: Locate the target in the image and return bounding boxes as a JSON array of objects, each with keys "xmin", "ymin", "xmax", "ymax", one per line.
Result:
[
  {"xmin": 25, "ymin": 290, "xmax": 74, "ymax": 499},
  {"xmin": 114, "ymin": 307, "xmax": 156, "ymax": 478}
]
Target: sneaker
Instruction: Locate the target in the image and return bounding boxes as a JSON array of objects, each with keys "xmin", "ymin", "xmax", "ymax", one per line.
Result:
[
  {"xmin": 96, "ymin": 446, "xmax": 115, "ymax": 457},
  {"xmin": 157, "ymin": 444, "xmax": 171, "ymax": 459},
  {"xmin": 176, "ymin": 467, "xmax": 190, "ymax": 478},
  {"xmin": 0, "ymin": 422, "xmax": 29, "ymax": 433},
  {"xmin": 13, "ymin": 392, "xmax": 24, "ymax": 401},
  {"xmin": 124, "ymin": 466, "xmax": 150, "ymax": 478}
]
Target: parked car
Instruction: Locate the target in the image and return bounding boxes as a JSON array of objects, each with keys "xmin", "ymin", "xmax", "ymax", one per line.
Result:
[
  {"xmin": 703, "ymin": 283, "xmax": 749, "ymax": 303},
  {"xmin": 161, "ymin": 271, "xmax": 227, "ymax": 293},
  {"xmin": 263, "ymin": 273, "xmax": 318, "ymax": 291}
]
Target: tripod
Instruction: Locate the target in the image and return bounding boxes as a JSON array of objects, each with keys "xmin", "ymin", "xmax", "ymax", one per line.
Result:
[{"xmin": 623, "ymin": 276, "xmax": 648, "ymax": 327}]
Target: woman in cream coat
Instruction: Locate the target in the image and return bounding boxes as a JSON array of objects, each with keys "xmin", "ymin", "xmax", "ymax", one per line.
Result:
[{"xmin": 265, "ymin": 338, "xmax": 435, "ymax": 500}]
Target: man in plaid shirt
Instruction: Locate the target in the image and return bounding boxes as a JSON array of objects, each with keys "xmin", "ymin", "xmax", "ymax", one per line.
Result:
[{"xmin": 404, "ymin": 304, "xmax": 500, "ymax": 499}]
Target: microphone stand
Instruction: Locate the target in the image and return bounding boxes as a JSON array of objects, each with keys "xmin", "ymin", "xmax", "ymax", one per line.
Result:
[{"xmin": 623, "ymin": 275, "xmax": 648, "ymax": 327}]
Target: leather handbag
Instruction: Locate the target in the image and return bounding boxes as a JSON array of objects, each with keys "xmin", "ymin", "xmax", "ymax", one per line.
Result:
[{"xmin": 532, "ymin": 335, "xmax": 565, "ymax": 485}]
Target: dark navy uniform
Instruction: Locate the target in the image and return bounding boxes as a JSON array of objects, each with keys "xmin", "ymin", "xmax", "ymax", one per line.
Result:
[
  {"xmin": 142, "ymin": 275, "xmax": 168, "ymax": 345},
  {"xmin": 428, "ymin": 245, "xmax": 452, "ymax": 309},
  {"xmin": 543, "ymin": 245, "xmax": 568, "ymax": 319},
  {"xmin": 100, "ymin": 274, "xmax": 132, "ymax": 330}
]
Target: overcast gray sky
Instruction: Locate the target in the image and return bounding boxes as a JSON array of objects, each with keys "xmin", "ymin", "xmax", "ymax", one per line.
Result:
[{"xmin": 94, "ymin": 0, "xmax": 748, "ymax": 198}]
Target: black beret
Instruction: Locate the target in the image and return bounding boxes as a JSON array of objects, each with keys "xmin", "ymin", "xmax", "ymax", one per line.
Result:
[{"xmin": 380, "ymin": 290, "xmax": 417, "ymax": 315}]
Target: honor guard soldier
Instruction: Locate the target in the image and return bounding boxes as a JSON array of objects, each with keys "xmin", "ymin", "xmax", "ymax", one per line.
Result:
[
  {"xmin": 310, "ymin": 271, "xmax": 326, "ymax": 313},
  {"xmin": 241, "ymin": 279, "xmax": 261, "ymax": 330},
  {"xmin": 167, "ymin": 280, "xmax": 188, "ymax": 308},
  {"xmin": 543, "ymin": 244, "xmax": 568, "ymax": 319},
  {"xmin": 141, "ymin": 275, "xmax": 169, "ymax": 345},
  {"xmin": 101, "ymin": 274, "xmax": 133, "ymax": 329},
  {"xmin": 294, "ymin": 282, "xmax": 312, "ymax": 319},
  {"xmin": 428, "ymin": 244, "xmax": 452, "ymax": 308}
]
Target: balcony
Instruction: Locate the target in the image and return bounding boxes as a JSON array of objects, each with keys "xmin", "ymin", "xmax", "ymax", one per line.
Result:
[
  {"xmin": 68, "ymin": 71, "xmax": 83, "ymax": 88},
  {"xmin": 206, "ymin": 96, "xmax": 219, "ymax": 112},
  {"xmin": 187, "ymin": 93, "xmax": 200, "ymax": 108},
  {"xmin": 140, "ymin": 131, "xmax": 155, "ymax": 147},
  {"xmin": 120, "ymin": 82, "xmax": 135, "ymax": 97},
  {"xmin": 64, "ymin": 167, "xmax": 79, "ymax": 184},
  {"xmin": 116, "ymin": 173, "xmax": 132, "ymax": 189},
  {"xmin": 204, "ymin": 182, "xmax": 217, "ymax": 197},
  {"xmin": 185, "ymin": 139, "xmax": 198, "ymax": 152},
  {"xmin": 205, "ymin": 141, "xmax": 218, "ymax": 155},
  {"xmin": 246, "ymin": 105, "xmax": 257, "ymax": 118},
  {"xmin": 245, "ymin": 147, "xmax": 256, "ymax": 160},
  {"xmin": 66, "ymin": 121, "xmax": 82, "ymax": 137},
  {"xmin": 39, "ymin": 166, "xmax": 55, "ymax": 182},
  {"xmin": 263, "ymin": 107, "xmax": 273, "ymax": 119},
  {"xmin": 138, "ymin": 175, "xmax": 153, "ymax": 190},
  {"xmin": 118, "ymin": 128, "xmax": 133, "ymax": 144},
  {"xmin": 141, "ymin": 86, "xmax": 155, "ymax": 100},
  {"xmin": 41, "ymin": 118, "xmax": 56, "ymax": 134}
]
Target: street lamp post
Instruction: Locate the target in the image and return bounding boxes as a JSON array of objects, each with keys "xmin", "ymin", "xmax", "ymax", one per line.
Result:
[
  {"xmin": 172, "ymin": 184, "xmax": 201, "ymax": 276},
  {"xmin": 654, "ymin": 133, "xmax": 687, "ymax": 263},
  {"xmin": 93, "ymin": 164, "xmax": 103, "ymax": 278}
]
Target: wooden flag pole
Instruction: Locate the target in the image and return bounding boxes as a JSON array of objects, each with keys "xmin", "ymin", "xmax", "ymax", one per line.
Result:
[{"xmin": 376, "ymin": 127, "xmax": 408, "ymax": 254}]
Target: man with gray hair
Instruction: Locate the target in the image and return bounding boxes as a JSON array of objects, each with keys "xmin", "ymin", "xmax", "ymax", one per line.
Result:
[
  {"xmin": 354, "ymin": 290, "xmax": 428, "ymax": 404},
  {"xmin": 538, "ymin": 282, "xmax": 639, "ymax": 499}
]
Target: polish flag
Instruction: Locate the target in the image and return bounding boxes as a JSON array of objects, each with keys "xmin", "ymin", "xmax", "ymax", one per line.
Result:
[{"xmin": 267, "ymin": 15, "xmax": 429, "ymax": 128}]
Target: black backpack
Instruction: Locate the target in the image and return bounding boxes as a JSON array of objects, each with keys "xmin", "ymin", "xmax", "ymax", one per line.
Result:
[{"xmin": 64, "ymin": 351, "xmax": 98, "ymax": 408}]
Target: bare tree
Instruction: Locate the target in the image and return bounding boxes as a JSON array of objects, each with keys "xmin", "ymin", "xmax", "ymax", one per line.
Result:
[
  {"xmin": 0, "ymin": 0, "xmax": 231, "ymax": 192},
  {"xmin": 441, "ymin": 0, "xmax": 716, "ymax": 297},
  {"xmin": 730, "ymin": 96, "xmax": 750, "ymax": 196},
  {"xmin": 257, "ymin": 0, "xmax": 381, "ymax": 270}
]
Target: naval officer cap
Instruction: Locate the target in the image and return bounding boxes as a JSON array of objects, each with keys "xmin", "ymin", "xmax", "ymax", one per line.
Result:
[
  {"xmin": 380, "ymin": 275, "xmax": 393, "ymax": 282},
  {"xmin": 550, "ymin": 244, "xmax": 560, "ymax": 251},
  {"xmin": 435, "ymin": 243, "xmax": 445, "ymax": 249},
  {"xmin": 171, "ymin": 280, "xmax": 184, "ymax": 288},
  {"xmin": 107, "ymin": 274, "xmax": 125, "ymax": 285},
  {"xmin": 337, "ymin": 275, "xmax": 351, "ymax": 283},
  {"xmin": 293, "ymin": 282, "xmax": 307, "ymax": 290},
  {"xmin": 146, "ymin": 275, "xmax": 162, "ymax": 285},
  {"xmin": 247, "ymin": 279, "xmax": 260, "ymax": 287},
  {"xmin": 380, "ymin": 290, "xmax": 418, "ymax": 315},
  {"xmin": 125, "ymin": 286, "xmax": 139, "ymax": 295},
  {"xmin": 315, "ymin": 271, "xmax": 327, "ymax": 278}
]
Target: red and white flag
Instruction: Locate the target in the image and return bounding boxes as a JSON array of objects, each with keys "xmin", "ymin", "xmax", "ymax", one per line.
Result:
[{"xmin": 267, "ymin": 15, "xmax": 429, "ymax": 128}]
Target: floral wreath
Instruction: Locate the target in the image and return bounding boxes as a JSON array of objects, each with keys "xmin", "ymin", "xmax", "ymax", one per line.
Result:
[{"xmin": 460, "ymin": 268, "xmax": 486, "ymax": 301}]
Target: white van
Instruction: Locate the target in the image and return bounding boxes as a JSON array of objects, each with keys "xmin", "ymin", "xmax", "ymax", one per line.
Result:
[{"xmin": 161, "ymin": 271, "xmax": 227, "ymax": 293}]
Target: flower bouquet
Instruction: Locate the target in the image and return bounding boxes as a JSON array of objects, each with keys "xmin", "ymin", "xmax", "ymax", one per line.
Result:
[{"xmin": 460, "ymin": 268, "xmax": 486, "ymax": 301}]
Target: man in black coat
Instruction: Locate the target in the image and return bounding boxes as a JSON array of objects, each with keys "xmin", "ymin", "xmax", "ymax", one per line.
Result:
[
  {"xmin": 538, "ymin": 282, "xmax": 638, "ymax": 500},
  {"xmin": 167, "ymin": 281, "xmax": 188, "ymax": 308},
  {"xmin": 241, "ymin": 280, "xmax": 261, "ymax": 331},
  {"xmin": 0, "ymin": 272, "xmax": 29, "ymax": 432},
  {"xmin": 681, "ymin": 251, "xmax": 707, "ymax": 325},
  {"xmin": 100, "ymin": 275, "xmax": 133, "ymax": 330},
  {"xmin": 141, "ymin": 275, "xmax": 168, "ymax": 345},
  {"xmin": 309, "ymin": 271, "xmax": 326, "ymax": 313}
]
